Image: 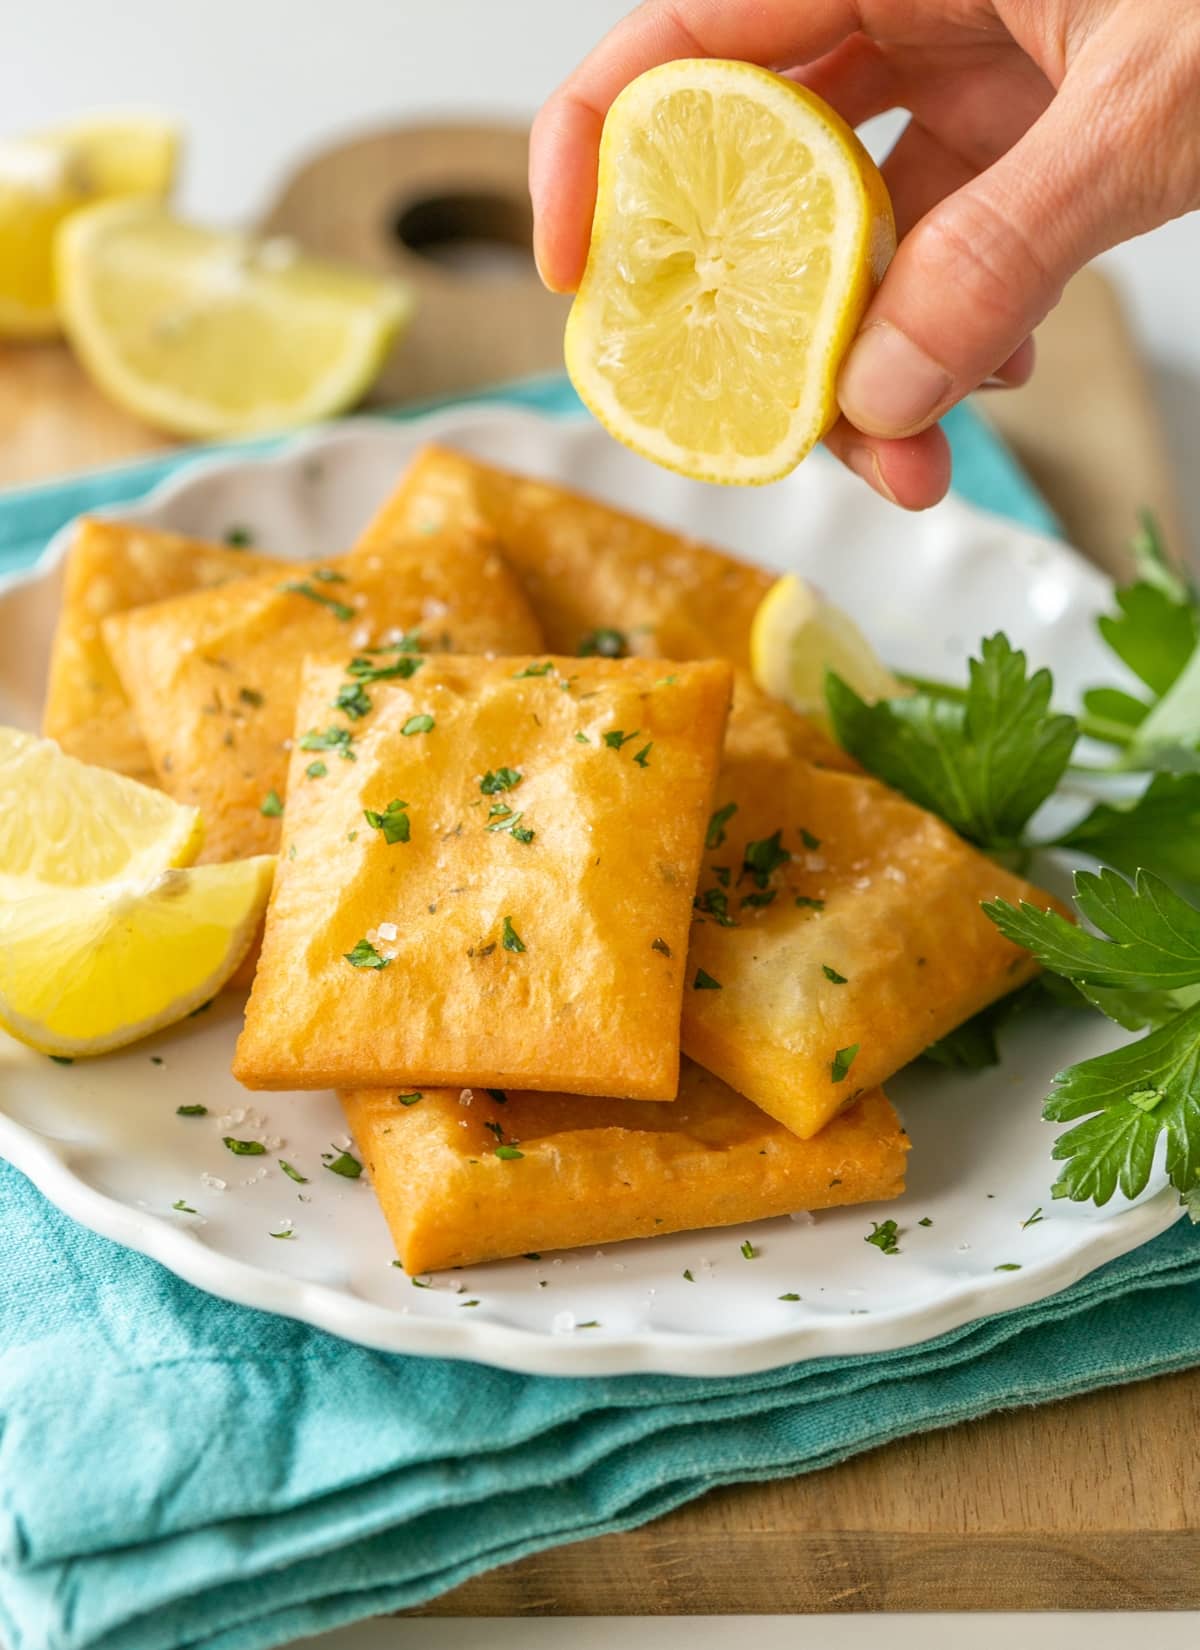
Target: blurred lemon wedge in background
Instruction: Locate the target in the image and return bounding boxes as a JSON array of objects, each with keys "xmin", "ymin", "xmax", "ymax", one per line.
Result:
[
  {"xmin": 751, "ymin": 574, "xmax": 904, "ymax": 721},
  {"xmin": 57, "ymin": 200, "xmax": 414, "ymax": 437},
  {"xmin": 564, "ymin": 60, "xmax": 895, "ymax": 485},
  {"xmin": 0, "ymin": 111, "xmax": 178, "ymax": 338},
  {"xmin": 0, "ymin": 727, "xmax": 202, "ymax": 898},
  {"xmin": 0, "ymin": 857, "xmax": 275, "ymax": 1057}
]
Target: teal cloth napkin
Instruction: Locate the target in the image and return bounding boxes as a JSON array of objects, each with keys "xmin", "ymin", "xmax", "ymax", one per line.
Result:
[{"xmin": 1, "ymin": 377, "xmax": 1192, "ymax": 1650}]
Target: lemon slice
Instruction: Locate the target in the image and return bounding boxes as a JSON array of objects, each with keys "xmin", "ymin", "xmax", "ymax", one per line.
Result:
[
  {"xmin": 751, "ymin": 574, "xmax": 904, "ymax": 721},
  {"xmin": 57, "ymin": 200, "xmax": 414, "ymax": 438},
  {"xmin": 564, "ymin": 60, "xmax": 895, "ymax": 485},
  {"xmin": 0, "ymin": 856, "xmax": 275, "ymax": 1057},
  {"xmin": 0, "ymin": 111, "xmax": 178, "ymax": 338},
  {"xmin": 0, "ymin": 726, "xmax": 202, "ymax": 899}
]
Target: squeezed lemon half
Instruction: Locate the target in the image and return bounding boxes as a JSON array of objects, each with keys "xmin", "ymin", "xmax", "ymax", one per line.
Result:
[
  {"xmin": 751, "ymin": 574, "xmax": 904, "ymax": 721},
  {"xmin": 565, "ymin": 60, "xmax": 895, "ymax": 485},
  {"xmin": 0, "ymin": 111, "xmax": 178, "ymax": 338},
  {"xmin": 57, "ymin": 200, "xmax": 414, "ymax": 438}
]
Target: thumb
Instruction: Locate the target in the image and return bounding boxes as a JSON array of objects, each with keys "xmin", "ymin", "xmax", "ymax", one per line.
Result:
[{"xmin": 837, "ymin": 99, "xmax": 1113, "ymax": 439}]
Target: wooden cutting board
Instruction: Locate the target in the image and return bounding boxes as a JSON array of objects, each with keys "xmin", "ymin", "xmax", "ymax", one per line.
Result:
[{"xmin": 0, "ymin": 121, "xmax": 1194, "ymax": 1614}]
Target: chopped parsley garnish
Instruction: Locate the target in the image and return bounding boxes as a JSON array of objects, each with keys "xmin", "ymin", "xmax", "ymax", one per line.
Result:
[
  {"xmin": 603, "ymin": 728, "xmax": 639, "ymax": 749},
  {"xmin": 495, "ymin": 1144, "xmax": 525, "ymax": 1160},
  {"xmin": 576, "ymin": 1320, "xmax": 600, "ymax": 1329},
  {"xmin": 323, "ymin": 1147, "xmax": 362, "ymax": 1179},
  {"xmin": 49, "ymin": 1054, "xmax": 74, "ymax": 1065},
  {"xmin": 1022, "ymin": 1207, "xmax": 1045, "ymax": 1228},
  {"xmin": 513, "ymin": 661, "xmax": 553, "ymax": 678},
  {"xmin": 483, "ymin": 1120, "xmax": 505, "ymax": 1142},
  {"xmin": 481, "ymin": 767, "xmax": 522, "ymax": 794},
  {"xmin": 651, "ymin": 938, "xmax": 672, "ymax": 957},
  {"xmin": 866, "ymin": 1219, "xmax": 901, "ymax": 1255},
  {"xmin": 239, "ymin": 686, "xmax": 264, "ymax": 708},
  {"xmin": 822, "ymin": 964, "xmax": 848, "ymax": 984},
  {"xmin": 312, "ymin": 567, "xmax": 347, "ymax": 584},
  {"xmin": 995, "ymin": 1262, "xmax": 1023, "ymax": 1272},
  {"xmin": 695, "ymin": 886, "xmax": 736, "ymax": 927},
  {"xmin": 333, "ymin": 682, "xmax": 372, "ymax": 720},
  {"xmin": 279, "ymin": 1160, "xmax": 309, "ymax": 1183},
  {"xmin": 693, "ymin": 968, "xmax": 721, "ymax": 990},
  {"xmin": 487, "ymin": 1089, "xmax": 508, "ymax": 1103},
  {"xmin": 795, "ymin": 895, "xmax": 825, "ymax": 911},
  {"xmin": 683, "ymin": 1268, "xmax": 695, "ymax": 1282},
  {"xmin": 510, "ymin": 823, "xmax": 535, "ymax": 844},
  {"xmin": 460, "ymin": 1299, "xmax": 480, "ymax": 1308},
  {"xmin": 778, "ymin": 1292, "xmax": 801, "ymax": 1301},
  {"xmin": 401, "ymin": 713, "xmax": 435, "ymax": 736},
  {"xmin": 176, "ymin": 1104, "xmax": 207, "ymax": 1117},
  {"xmin": 410, "ymin": 1274, "xmax": 431, "ymax": 1286},
  {"xmin": 364, "ymin": 797, "xmax": 411, "ymax": 844},
  {"xmin": 633, "ymin": 743, "xmax": 652, "ymax": 768},
  {"xmin": 485, "ymin": 804, "xmax": 534, "ymax": 842},
  {"xmin": 344, "ymin": 938, "xmax": 390, "ymax": 970},
  {"xmin": 501, "ymin": 915, "xmax": 526, "ymax": 953},
  {"xmin": 831, "ymin": 1043, "xmax": 860, "ymax": 1082},
  {"xmin": 740, "ymin": 1240, "xmax": 757, "ymax": 1259},
  {"xmin": 260, "ymin": 789, "xmax": 283, "ymax": 818},
  {"xmin": 578, "ymin": 626, "xmax": 628, "ymax": 658},
  {"xmin": 713, "ymin": 866, "xmax": 731, "ymax": 888},
  {"xmin": 150, "ymin": 1056, "xmax": 164, "ymax": 1066},
  {"xmin": 799, "ymin": 828, "xmax": 822, "ymax": 850},
  {"xmin": 706, "ymin": 802, "xmax": 737, "ymax": 849},
  {"xmin": 346, "ymin": 653, "xmax": 423, "ymax": 683},
  {"xmin": 224, "ymin": 1137, "xmax": 267, "ymax": 1156},
  {"xmin": 741, "ymin": 890, "xmax": 776, "ymax": 910},
  {"xmin": 574, "ymin": 731, "xmax": 590, "ymax": 744},
  {"xmin": 278, "ymin": 579, "xmax": 355, "ymax": 621},
  {"xmin": 299, "ymin": 725, "xmax": 356, "ymax": 760},
  {"xmin": 172, "ymin": 1199, "xmax": 197, "ymax": 1213},
  {"xmin": 224, "ymin": 525, "xmax": 254, "ymax": 547},
  {"xmin": 523, "ymin": 1252, "xmax": 540, "ymax": 1260},
  {"xmin": 305, "ymin": 760, "xmax": 328, "ymax": 779},
  {"xmin": 397, "ymin": 1092, "xmax": 422, "ymax": 1107},
  {"xmin": 743, "ymin": 830, "xmax": 790, "ymax": 889},
  {"xmin": 918, "ymin": 1216, "xmax": 933, "ymax": 1227},
  {"xmin": 269, "ymin": 1228, "xmax": 295, "ymax": 1240}
]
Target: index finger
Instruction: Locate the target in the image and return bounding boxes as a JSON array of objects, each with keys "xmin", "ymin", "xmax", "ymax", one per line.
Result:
[{"xmin": 529, "ymin": 0, "xmax": 861, "ymax": 292}]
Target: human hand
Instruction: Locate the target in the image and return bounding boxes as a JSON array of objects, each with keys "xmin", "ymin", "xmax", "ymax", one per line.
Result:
[{"xmin": 531, "ymin": 0, "xmax": 1200, "ymax": 507}]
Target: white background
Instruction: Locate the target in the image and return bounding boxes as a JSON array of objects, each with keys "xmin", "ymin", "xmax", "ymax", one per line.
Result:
[{"xmin": 6, "ymin": 3, "xmax": 1199, "ymax": 1644}]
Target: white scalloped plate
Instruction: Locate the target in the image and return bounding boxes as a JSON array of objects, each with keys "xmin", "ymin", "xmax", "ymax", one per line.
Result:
[{"xmin": 0, "ymin": 408, "xmax": 1181, "ymax": 1376}]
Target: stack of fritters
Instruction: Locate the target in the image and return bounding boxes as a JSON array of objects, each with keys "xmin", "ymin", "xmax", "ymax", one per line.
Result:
[{"xmin": 44, "ymin": 447, "xmax": 1061, "ymax": 1272}]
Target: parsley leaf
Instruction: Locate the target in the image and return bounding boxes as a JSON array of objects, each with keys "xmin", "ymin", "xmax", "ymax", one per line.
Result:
[
  {"xmin": 279, "ymin": 1160, "xmax": 309, "ymax": 1183},
  {"xmin": 822, "ymin": 964, "xmax": 848, "ymax": 984},
  {"xmin": 633, "ymin": 743, "xmax": 652, "ymax": 768},
  {"xmin": 1051, "ymin": 773, "xmax": 1200, "ymax": 891},
  {"xmin": 603, "ymin": 728, "xmax": 639, "ymax": 749},
  {"xmin": 481, "ymin": 767, "xmax": 522, "ymax": 794},
  {"xmin": 345, "ymin": 938, "xmax": 391, "ymax": 970},
  {"xmin": 922, "ymin": 980, "xmax": 1047, "ymax": 1070},
  {"xmin": 827, "ymin": 633, "xmax": 1077, "ymax": 850},
  {"xmin": 495, "ymin": 1144, "xmax": 525, "ymax": 1160},
  {"xmin": 578, "ymin": 627, "xmax": 628, "ymax": 658},
  {"xmin": 706, "ymin": 802, "xmax": 737, "ymax": 849},
  {"xmin": 742, "ymin": 830, "xmax": 790, "ymax": 889},
  {"xmin": 397, "ymin": 1093, "xmax": 422, "ymax": 1106},
  {"xmin": 346, "ymin": 653, "xmax": 422, "ymax": 683},
  {"xmin": 224, "ymin": 1137, "xmax": 266, "ymax": 1156},
  {"xmin": 172, "ymin": 1199, "xmax": 197, "ymax": 1213},
  {"xmin": 305, "ymin": 760, "xmax": 327, "ymax": 779},
  {"xmin": 323, "ymin": 1147, "xmax": 363, "ymax": 1179},
  {"xmin": 260, "ymin": 789, "xmax": 283, "ymax": 818},
  {"xmin": 176, "ymin": 1104, "xmax": 207, "ymax": 1117},
  {"xmin": 865, "ymin": 1219, "xmax": 900, "ymax": 1255},
  {"xmin": 740, "ymin": 1239, "xmax": 757, "ymax": 1259},
  {"xmin": 513, "ymin": 661, "xmax": 554, "ymax": 678},
  {"xmin": 695, "ymin": 886, "xmax": 737, "ymax": 927},
  {"xmin": 278, "ymin": 579, "xmax": 355, "ymax": 622},
  {"xmin": 401, "ymin": 713, "xmax": 435, "ymax": 736},
  {"xmin": 333, "ymin": 682, "xmax": 372, "ymax": 720},
  {"xmin": 501, "ymin": 915, "xmax": 526, "ymax": 953},
  {"xmin": 831, "ymin": 1043, "xmax": 860, "ymax": 1082},
  {"xmin": 986, "ymin": 868, "xmax": 1200, "ymax": 1213},
  {"xmin": 693, "ymin": 968, "xmax": 721, "ymax": 991},
  {"xmin": 300, "ymin": 725, "xmax": 356, "ymax": 761},
  {"xmin": 364, "ymin": 798, "xmax": 411, "ymax": 844}
]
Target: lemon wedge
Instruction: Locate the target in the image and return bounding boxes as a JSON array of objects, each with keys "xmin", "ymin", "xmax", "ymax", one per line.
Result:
[
  {"xmin": 0, "ymin": 857, "xmax": 275, "ymax": 1057},
  {"xmin": 564, "ymin": 59, "xmax": 895, "ymax": 485},
  {"xmin": 751, "ymin": 574, "xmax": 904, "ymax": 721},
  {"xmin": 0, "ymin": 726, "xmax": 202, "ymax": 899},
  {"xmin": 0, "ymin": 111, "xmax": 178, "ymax": 338},
  {"xmin": 56, "ymin": 200, "xmax": 414, "ymax": 438}
]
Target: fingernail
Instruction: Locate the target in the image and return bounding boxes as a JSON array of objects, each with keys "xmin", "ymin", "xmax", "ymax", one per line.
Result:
[
  {"xmin": 838, "ymin": 322, "xmax": 954, "ymax": 437},
  {"xmin": 842, "ymin": 444, "xmax": 899, "ymax": 505}
]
